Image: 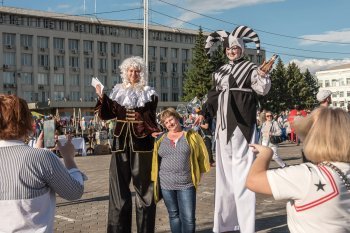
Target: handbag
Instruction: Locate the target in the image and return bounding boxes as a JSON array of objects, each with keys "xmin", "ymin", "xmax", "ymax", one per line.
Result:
[
  {"xmin": 269, "ymin": 121, "xmax": 283, "ymax": 144},
  {"xmin": 269, "ymin": 135, "xmax": 283, "ymax": 144}
]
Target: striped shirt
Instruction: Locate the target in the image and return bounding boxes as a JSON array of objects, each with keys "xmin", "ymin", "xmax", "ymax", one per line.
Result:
[
  {"xmin": 158, "ymin": 135, "xmax": 193, "ymax": 190},
  {"xmin": 0, "ymin": 140, "xmax": 85, "ymax": 233}
]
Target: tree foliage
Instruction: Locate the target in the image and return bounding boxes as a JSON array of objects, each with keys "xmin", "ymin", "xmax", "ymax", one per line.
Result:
[{"xmin": 182, "ymin": 27, "xmax": 213, "ymax": 101}]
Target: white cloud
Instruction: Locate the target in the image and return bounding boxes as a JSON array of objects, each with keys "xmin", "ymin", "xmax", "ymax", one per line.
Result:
[
  {"xmin": 168, "ymin": 0, "xmax": 283, "ymax": 28},
  {"xmin": 289, "ymin": 58, "xmax": 350, "ymax": 74},
  {"xmin": 300, "ymin": 28, "xmax": 350, "ymax": 45}
]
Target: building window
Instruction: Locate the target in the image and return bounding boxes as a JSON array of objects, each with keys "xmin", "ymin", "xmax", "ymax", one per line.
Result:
[
  {"xmin": 3, "ymin": 33, "xmax": 15, "ymax": 46},
  {"xmin": 83, "ymin": 40, "xmax": 93, "ymax": 53},
  {"xmin": 69, "ymin": 57, "xmax": 79, "ymax": 68},
  {"xmin": 98, "ymin": 41, "xmax": 107, "ymax": 53},
  {"xmin": 172, "ymin": 76, "xmax": 178, "ymax": 89},
  {"xmin": 172, "ymin": 63, "xmax": 178, "ymax": 72},
  {"xmin": 149, "ymin": 76, "xmax": 156, "ymax": 88},
  {"xmin": 160, "ymin": 47, "xmax": 167, "ymax": 58},
  {"xmin": 3, "ymin": 72, "xmax": 15, "ymax": 84},
  {"xmin": 124, "ymin": 44, "xmax": 133, "ymax": 56},
  {"xmin": 182, "ymin": 63, "xmax": 189, "ymax": 73},
  {"xmin": 21, "ymin": 53, "xmax": 32, "ymax": 66},
  {"xmin": 171, "ymin": 48, "xmax": 178, "ymax": 59},
  {"xmin": 84, "ymin": 57, "xmax": 93, "ymax": 69},
  {"xmin": 54, "ymin": 55, "xmax": 65, "ymax": 68},
  {"xmin": 68, "ymin": 39, "xmax": 79, "ymax": 50},
  {"xmin": 70, "ymin": 74, "xmax": 79, "ymax": 86},
  {"xmin": 37, "ymin": 73, "xmax": 49, "ymax": 85},
  {"xmin": 149, "ymin": 62, "xmax": 156, "ymax": 73},
  {"xmin": 21, "ymin": 35, "xmax": 33, "ymax": 48},
  {"xmin": 161, "ymin": 76, "xmax": 168, "ymax": 88},
  {"xmin": 161, "ymin": 93, "xmax": 168, "ymax": 101},
  {"xmin": 340, "ymin": 91, "xmax": 344, "ymax": 97},
  {"xmin": 37, "ymin": 36, "xmax": 49, "ymax": 49},
  {"xmin": 84, "ymin": 75, "xmax": 92, "ymax": 87},
  {"xmin": 325, "ymin": 80, "xmax": 330, "ymax": 87},
  {"xmin": 54, "ymin": 74, "xmax": 64, "ymax": 86},
  {"xmin": 182, "ymin": 49, "xmax": 189, "ymax": 60},
  {"xmin": 22, "ymin": 73, "xmax": 33, "ymax": 85},
  {"xmin": 318, "ymin": 81, "xmax": 323, "ymax": 88},
  {"xmin": 149, "ymin": 46, "xmax": 156, "ymax": 58},
  {"xmin": 347, "ymin": 78, "xmax": 350, "ymax": 85},
  {"xmin": 172, "ymin": 93, "xmax": 179, "ymax": 101},
  {"xmin": 53, "ymin": 38, "xmax": 64, "ymax": 50},
  {"xmin": 99, "ymin": 58, "xmax": 107, "ymax": 71},
  {"xmin": 332, "ymin": 79, "xmax": 337, "ymax": 86},
  {"xmin": 112, "ymin": 59, "xmax": 120, "ymax": 70},
  {"xmin": 4, "ymin": 52, "xmax": 16, "ymax": 65},
  {"xmin": 71, "ymin": 91, "xmax": 80, "ymax": 101},
  {"xmin": 136, "ymin": 45, "xmax": 143, "ymax": 56},
  {"xmin": 347, "ymin": 91, "xmax": 350, "ymax": 97},
  {"xmin": 160, "ymin": 62, "xmax": 167, "ymax": 72},
  {"xmin": 54, "ymin": 91, "xmax": 65, "ymax": 101},
  {"xmin": 111, "ymin": 43, "xmax": 121, "ymax": 54},
  {"xmin": 38, "ymin": 54, "xmax": 49, "ymax": 67}
]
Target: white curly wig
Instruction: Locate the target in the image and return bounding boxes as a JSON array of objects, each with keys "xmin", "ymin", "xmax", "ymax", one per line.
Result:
[{"xmin": 119, "ymin": 56, "xmax": 147, "ymax": 89}]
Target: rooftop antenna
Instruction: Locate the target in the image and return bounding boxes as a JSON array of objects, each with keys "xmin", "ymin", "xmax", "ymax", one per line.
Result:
[{"xmin": 83, "ymin": 0, "xmax": 86, "ymax": 15}]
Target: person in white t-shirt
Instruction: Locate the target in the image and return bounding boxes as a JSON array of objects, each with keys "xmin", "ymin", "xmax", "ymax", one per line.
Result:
[{"xmin": 246, "ymin": 107, "xmax": 350, "ymax": 233}]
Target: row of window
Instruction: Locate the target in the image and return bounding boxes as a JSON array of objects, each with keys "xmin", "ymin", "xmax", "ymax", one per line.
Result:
[
  {"xmin": 19, "ymin": 90, "xmax": 178, "ymax": 103},
  {"xmin": 0, "ymin": 13, "xmax": 197, "ymax": 44},
  {"xmin": 3, "ymin": 52, "xmax": 189, "ymax": 73},
  {"xmin": 3, "ymin": 71, "xmax": 181, "ymax": 90},
  {"xmin": 318, "ymin": 78, "xmax": 350, "ymax": 87},
  {"xmin": 3, "ymin": 33, "xmax": 191, "ymax": 59}
]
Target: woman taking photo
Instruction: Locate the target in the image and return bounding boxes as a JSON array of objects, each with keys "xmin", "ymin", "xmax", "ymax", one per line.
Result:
[
  {"xmin": 0, "ymin": 94, "xmax": 85, "ymax": 232},
  {"xmin": 151, "ymin": 108, "xmax": 210, "ymax": 233}
]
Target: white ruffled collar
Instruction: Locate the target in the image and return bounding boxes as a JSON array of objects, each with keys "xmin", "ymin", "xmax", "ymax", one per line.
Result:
[{"xmin": 109, "ymin": 84, "xmax": 157, "ymax": 109}]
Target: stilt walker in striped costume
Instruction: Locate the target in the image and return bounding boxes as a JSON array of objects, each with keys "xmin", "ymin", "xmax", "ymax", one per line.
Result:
[{"xmin": 196, "ymin": 26, "xmax": 272, "ymax": 233}]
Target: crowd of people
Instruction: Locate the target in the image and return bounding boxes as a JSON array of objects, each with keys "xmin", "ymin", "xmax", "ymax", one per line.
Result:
[{"xmin": 1, "ymin": 24, "xmax": 349, "ymax": 233}]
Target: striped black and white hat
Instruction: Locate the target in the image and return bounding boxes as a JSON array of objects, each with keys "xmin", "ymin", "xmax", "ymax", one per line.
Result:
[{"xmin": 205, "ymin": 25, "xmax": 260, "ymax": 56}]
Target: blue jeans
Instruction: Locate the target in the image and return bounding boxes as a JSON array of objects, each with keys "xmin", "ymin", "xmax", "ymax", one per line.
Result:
[{"xmin": 161, "ymin": 186, "xmax": 196, "ymax": 233}]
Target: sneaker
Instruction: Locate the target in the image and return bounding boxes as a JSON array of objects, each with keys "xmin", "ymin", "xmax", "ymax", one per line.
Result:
[{"xmin": 210, "ymin": 162, "xmax": 216, "ymax": 167}]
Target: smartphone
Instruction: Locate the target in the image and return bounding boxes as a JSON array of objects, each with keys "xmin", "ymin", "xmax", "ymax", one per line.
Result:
[{"xmin": 44, "ymin": 119, "xmax": 56, "ymax": 148}]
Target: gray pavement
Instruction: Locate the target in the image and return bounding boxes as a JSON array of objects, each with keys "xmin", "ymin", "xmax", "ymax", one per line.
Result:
[{"xmin": 54, "ymin": 141, "xmax": 303, "ymax": 233}]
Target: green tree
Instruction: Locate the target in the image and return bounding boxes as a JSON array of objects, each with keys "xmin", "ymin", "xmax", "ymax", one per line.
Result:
[
  {"xmin": 303, "ymin": 69, "xmax": 319, "ymax": 109},
  {"xmin": 182, "ymin": 27, "xmax": 213, "ymax": 101},
  {"xmin": 286, "ymin": 62, "xmax": 310, "ymax": 109},
  {"xmin": 260, "ymin": 58, "xmax": 290, "ymax": 113},
  {"xmin": 208, "ymin": 45, "xmax": 227, "ymax": 72}
]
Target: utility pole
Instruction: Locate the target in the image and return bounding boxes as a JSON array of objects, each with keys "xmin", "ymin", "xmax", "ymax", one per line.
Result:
[{"xmin": 143, "ymin": 0, "xmax": 149, "ymax": 76}]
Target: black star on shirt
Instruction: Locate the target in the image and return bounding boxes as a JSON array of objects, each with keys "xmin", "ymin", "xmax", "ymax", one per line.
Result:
[{"xmin": 315, "ymin": 180, "xmax": 326, "ymax": 191}]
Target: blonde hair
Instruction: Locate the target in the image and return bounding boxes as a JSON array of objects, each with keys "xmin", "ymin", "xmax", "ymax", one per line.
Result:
[
  {"xmin": 119, "ymin": 56, "xmax": 147, "ymax": 89},
  {"xmin": 159, "ymin": 108, "xmax": 181, "ymax": 125},
  {"xmin": 294, "ymin": 107, "xmax": 350, "ymax": 163}
]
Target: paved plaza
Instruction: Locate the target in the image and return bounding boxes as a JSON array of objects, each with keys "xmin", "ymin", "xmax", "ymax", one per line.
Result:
[{"xmin": 54, "ymin": 142, "xmax": 303, "ymax": 233}]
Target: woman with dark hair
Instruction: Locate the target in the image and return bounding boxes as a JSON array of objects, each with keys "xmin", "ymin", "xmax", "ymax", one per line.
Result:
[{"xmin": 0, "ymin": 94, "xmax": 86, "ymax": 232}]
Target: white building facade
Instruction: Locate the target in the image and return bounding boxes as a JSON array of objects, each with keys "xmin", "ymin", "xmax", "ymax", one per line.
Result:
[
  {"xmin": 315, "ymin": 64, "xmax": 350, "ymax": 110},
  {"xmin": 0, "ymin": 6, "xmax": 265, "ymax": 115}
]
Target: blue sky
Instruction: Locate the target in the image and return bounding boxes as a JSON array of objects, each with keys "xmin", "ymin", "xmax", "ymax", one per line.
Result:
[{"xmin": 4, "ymin": 0, "xmax": 350, "ymax": 73}]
